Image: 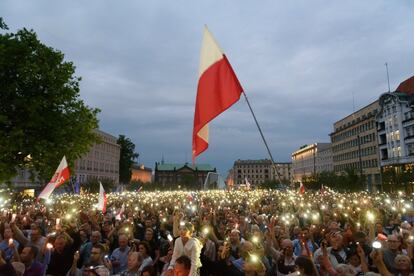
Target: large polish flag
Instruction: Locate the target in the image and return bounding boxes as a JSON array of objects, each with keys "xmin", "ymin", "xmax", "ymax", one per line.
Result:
[
  {"xmin": 97, "ymin": 182, "xmax": 107, "ymax": 213},
  {"xmin": 192, "ymin": 26, "xmax": 244, "ymax": 162},
  {"xmin": 38, "ymin": 156, "xmax": 70, "ymax": 200}
]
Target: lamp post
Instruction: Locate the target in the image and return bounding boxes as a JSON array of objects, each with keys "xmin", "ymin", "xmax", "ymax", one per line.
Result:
[{"xmin": 357, "ymin": 133, "xmax": 364, "ymax": 190}]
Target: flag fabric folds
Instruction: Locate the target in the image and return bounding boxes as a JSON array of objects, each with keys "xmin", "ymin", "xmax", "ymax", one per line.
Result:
[
  {"xmin": 192, "ymin": 26, "xmax": 243, "ymax": 162},
  {"xmin": 245, "ymin": 177, "xmax": 251, "ymax": 190},
  {"xmin": 38, "ymin": 156, "xmax": 70, "ymax": 200},
  {"xmin": 299, "ymin": 183, "xmax": 305, "ymax": 194},
  {"xmin": 97, "ymin": 182, "xmax": 107, "ymax": 213},
  {"xmin": 115, "ymin": 203, "xmax": 125, "ymax": 220}
]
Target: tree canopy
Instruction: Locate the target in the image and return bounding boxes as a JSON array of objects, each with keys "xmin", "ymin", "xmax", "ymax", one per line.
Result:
[
  {"xmin": 117, "ymin": 135, "xmax": 139, "ymax": 184},
  {"xmin": 0, "ymin": 20, "xmax": 100, "ymax": 182}
]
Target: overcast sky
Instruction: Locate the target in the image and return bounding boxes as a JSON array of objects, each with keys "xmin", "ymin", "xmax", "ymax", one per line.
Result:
[{"xmin": 2, "ymin": 1, "xmax": 414, "ymax": 175}]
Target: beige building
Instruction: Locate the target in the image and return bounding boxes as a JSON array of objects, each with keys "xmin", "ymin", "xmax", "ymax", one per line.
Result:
[
  {"xmin": 74, "ymin": 129, "xmax": 121, "ymax": 185},
  {"xmin": 233, "ymin": 159, "xmax": 292, "ymax": 186},
  {"xmin": 330, "ymin": 101, "xmax": 381, "ymax": 191},
  {"xmin": 291, "ymin": 143, "xmax": 332, "ymax": 183}
]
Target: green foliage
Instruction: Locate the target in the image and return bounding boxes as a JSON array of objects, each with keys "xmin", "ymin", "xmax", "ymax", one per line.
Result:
[
  {"xmin": 301, "ymin": 169, "xmax": 366, "ymax": 192},
  {"xmin": 260, "ymin": 180, "xmax": 279, "ymax": 189},
  {"xmin": 382, "ymin": 165, "xmax": 414, "ymax": 193},
  {"xmin": 180, "ymin": 175, "xmax": 196, "ymax": 189},
  {"xmin": 0, "ymin": 22, "xmax": 100, "ymax": 183},
  {"xmin": 127, "ymin": 180, "xmax": 144, "ymax": 191},
  {"xmin": 142, "ymin": 182, "xmax": 171, "ymax": 191},
  {"xmin": 82, "ymin": 178, "xmax": 115, "ymax": 193},
  {"xmin": 0, "ymin": 17, "xmax": 8, "ymax": 30},
  {"xmin": 117, "ymin": 135, "xmax": 139, "ymax": 184}
]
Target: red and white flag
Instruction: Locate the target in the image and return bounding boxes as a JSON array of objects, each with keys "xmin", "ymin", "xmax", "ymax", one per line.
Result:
[
  {"xmin": 299, "ymin": 183, "xmax": 305, "ymax": 195},
  {"xmin": 38, "ymin": 156, "xmax": 70, "ymax": 200},
  {"xmin": 320, "ymin": 184, "xmax": 325, "ymax": 195},
  {"xmin": 97, "ymin": 182, "xmax": 107, "ymax": 213},
  {"xmin": 192, "ymin": 26, "xmax": 243, "ymax": 162},
  {"xmin": 115, "ymin": 203, "xmax": 125, "ymax": 220},
  {"xmin": 245, "ymin": 177, "xmax": 251, "ymax": 190}
]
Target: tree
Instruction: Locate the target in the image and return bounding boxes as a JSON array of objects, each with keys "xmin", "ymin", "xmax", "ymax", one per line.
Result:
[
  {"xmin": 0, "ymin": 20, "xmax": 100, "ymax": 183},
  {"xmin": 117, "ymin": 135, "xmax": 139, "ymax": 184},
  {"xmin": 83, "ymin": 178, "xmax": 115, "ymax": 193}
]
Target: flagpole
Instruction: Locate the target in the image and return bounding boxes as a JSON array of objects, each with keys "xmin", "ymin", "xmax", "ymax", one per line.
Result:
[{"xmin": 242, "ymin": 91, "xmax": 282, "ymax": 183}]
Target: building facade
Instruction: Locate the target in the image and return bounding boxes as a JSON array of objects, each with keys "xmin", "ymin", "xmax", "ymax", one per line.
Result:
[
  {"xmin": 154, "ymin": 162, "xmax": 216, "ymax": 189},
  {"xmin": 232, "ymin": 159, "xmax": 292, "ymax": 186},
  {"xmin": 330, "ymin": 101, "xmax": 381, "ymax": 191},
  {"xmin": 131, "ymin": 163, "xmax": 152, "ymax": 184},
  {"xmin": 317, "ymin": 145, "xmax": 333, "ymax": 173},
  {"xmin": 7, "ymin": 169, "xmax": 41, "ymax": 191},
  {"xmin": 376, "ymin": 77, "xmax": 414, "ymax": 192},
  {"xmin": 291, "ymin": 143, "xmax": 332, "ymax": 183},
  {"xmin": 74, "ymin": 129, "xmax": 121, "ymax": 185}
]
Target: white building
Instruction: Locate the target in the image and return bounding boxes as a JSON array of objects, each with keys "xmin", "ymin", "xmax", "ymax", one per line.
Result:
[
  {"xmin": 291, "ymin": 143, "xmax": 332, "ymax": 183},
  {"xmin": 233, "ymin": 159, "xmax": 292, "ymax": 186},
  {"xmin": 74, "ymin": 129, "xmax": 121, "ymax": 185},
  {"xmin": 377, "ymin": 92, "xmax": 414, "ymax": 166}
]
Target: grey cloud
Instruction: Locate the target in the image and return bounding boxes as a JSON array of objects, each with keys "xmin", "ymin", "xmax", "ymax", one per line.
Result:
[{"xmin": 2, "ymin": 0, "xmax": 414, "ymax": 175}]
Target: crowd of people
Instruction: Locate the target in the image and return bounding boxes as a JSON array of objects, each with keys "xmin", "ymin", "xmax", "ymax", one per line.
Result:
[{"xmin": 0, "ymin": 188, "xmax": 413, "ymax": 276}]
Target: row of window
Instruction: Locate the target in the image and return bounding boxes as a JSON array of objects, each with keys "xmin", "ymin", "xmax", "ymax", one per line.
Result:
[
  {"xmin": 404, "ymin": 111, "xmax": 414, "ymax": 121},
  {"xmin": 77, "ymin": 160, "xmax": 118, "ymax": 173},
  {"xmin": 333, "ymin": 146, "xmax": 377, "ymax": 162},
  {"xmin": 405, "ymin": 126, "xmax": 414, "ymax": 138},
  {"xmin": 235, "ymin": 165, "xmax": 290, "ymax": 170},
  {"xmin": 237, "ymin": 174, "xmax": 270, "ymax": 179},
  {"xmin": 332, "ymin": 120, "xmax": 376, "ymax": 143},
  {"xmin": 237, "ymin": 169, "xmax": 269, "ymax": 174},
  {"xmin": 77, "ymin": 174, "xmax": 118, "ymax": 183},
  {"xmin": 93, "ymin": 150, "xmax": 119, "ymax": 160},
  {"xmin": 334, "ymin": 159, "xmax": 378, "ymax": 172},
  {"xmin": 332, "ymin": 133, "xmax": 376, "ymax": 152},
  {"xmin": 383, "ymin": 105, "xmax": 398, "ymax": 116},
  {"xmin": 408, "ymin": 143, "xmax": 414, "ymax": 156}
]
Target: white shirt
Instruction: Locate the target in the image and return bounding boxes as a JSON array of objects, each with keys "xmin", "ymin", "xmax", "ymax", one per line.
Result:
[{"xmin": 169, "ymin": 237, "xmax": 202, "ymax": 276}]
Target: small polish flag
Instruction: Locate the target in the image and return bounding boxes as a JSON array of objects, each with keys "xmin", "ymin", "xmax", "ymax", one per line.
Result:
[
  {"xmin": 38, "ymin": 156, "xmax": 70, "ymax": 200},
  {"xmin": 320, "ymin": 184, "xmax": 325, "ymax": 195},
  {"xmin": 97, "ymin": 182, "xmax": 107, "ymax": 214},
  {"xmin": 245, "ymin": 177, "xmax": 251, "ymax": 189},
  {"xmin": 115, "ymin": 203, "xmax": 125, "ymax": 220},
  {"xmin": 299, "ymin": 183, "xmax": 305, "ymax": 195}
]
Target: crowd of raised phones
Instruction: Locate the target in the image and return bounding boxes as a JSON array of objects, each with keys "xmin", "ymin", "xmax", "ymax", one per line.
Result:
[{"xmin": 0, "ymin": 189, "xmax": 413, "ymax": 276}]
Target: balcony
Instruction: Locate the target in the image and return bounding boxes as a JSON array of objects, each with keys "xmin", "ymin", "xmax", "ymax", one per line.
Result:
[
  {"xmin": 405, "ymin": 135, "xmax": 414, "ymax": 141},
  {"xmin": 381, "ymin": 156, "xmax": 414, "ymax": 167},
  {"xmin": 377, "ymin": 125, "xmax": 386, "ymax": 132},
  {"xmin": 402, "ymin": 117, "xmax": 414, "ymax": 124}
]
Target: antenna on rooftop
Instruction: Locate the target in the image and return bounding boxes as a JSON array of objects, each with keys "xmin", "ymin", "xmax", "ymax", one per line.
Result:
[{"xmin": 385, "ymin": 62, "xmax": 391, "ymax": 92}]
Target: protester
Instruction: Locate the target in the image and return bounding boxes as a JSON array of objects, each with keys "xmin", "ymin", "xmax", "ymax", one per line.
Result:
[
  {"xmin": 0, "ymin": 188, "xmax": 413, "ymax": 275},
  {"xmin": 20, "ymin": 245, "xmax": 45, "ymax": 276},
  {"xmin": 119, "ymin": 251, "xmax": 142, "ymax": 276},
  {"xmin": 68, "ymin": 243, "xmax": 110, "ymax": 276},
  {"xmin": 167, "ymin": 222, "xmax": 202, "ymax": 276},
  {"xmin": 110, "ymin": 233, "xmax": 130, "ymax": 274}
]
